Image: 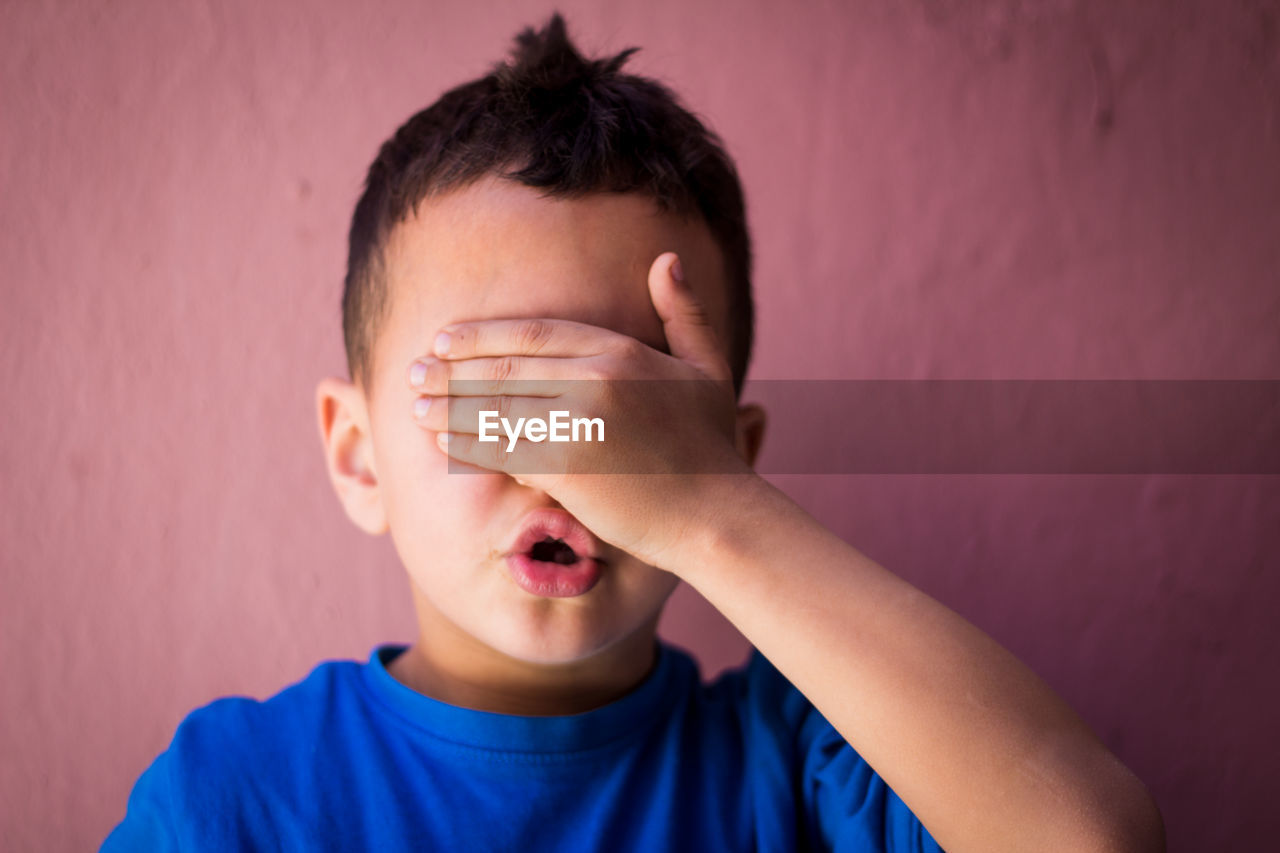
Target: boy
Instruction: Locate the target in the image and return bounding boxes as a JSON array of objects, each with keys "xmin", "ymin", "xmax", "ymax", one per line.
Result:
[{"xmin": 104, "ymin": 13, "xmax": 1164, "ymax": 852}]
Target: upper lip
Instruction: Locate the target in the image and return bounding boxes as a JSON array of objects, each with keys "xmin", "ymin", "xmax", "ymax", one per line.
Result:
[{"xmin": 505, "ymin": 508, "xmax": 603, "ymax": 563}]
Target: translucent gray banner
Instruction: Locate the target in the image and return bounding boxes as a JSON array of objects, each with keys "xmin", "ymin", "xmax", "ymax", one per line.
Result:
[{"xmin": 445, "ymin": 380, "xmax": 1280, "ymax": 474}]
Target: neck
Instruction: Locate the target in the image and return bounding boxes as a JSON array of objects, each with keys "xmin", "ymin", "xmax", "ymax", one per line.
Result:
[{"xmin": 388, "ymin": 591, "xmax": 662, "ymax": 716}]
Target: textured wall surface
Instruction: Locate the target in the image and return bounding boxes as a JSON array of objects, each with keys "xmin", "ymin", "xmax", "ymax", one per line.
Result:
[{"xmin": 2, "ymin": 0, "xmax": 1277, "ymax": 849}]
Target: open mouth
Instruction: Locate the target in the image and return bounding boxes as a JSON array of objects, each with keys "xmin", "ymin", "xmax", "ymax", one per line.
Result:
[
  {"xmin": 504, "ymin": 508, "xmax": 604, "ymax": 598},
  {"xmin": 528, "ymin": 536, "xmax": 581, "ymax": 565},
  {"xmin": 507, "ymin": 508, "xmax": 601, "ymax": 565}
]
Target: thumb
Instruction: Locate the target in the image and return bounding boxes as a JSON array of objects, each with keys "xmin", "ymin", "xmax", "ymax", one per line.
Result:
[{"xmin": 647, "ymin": 252, "xmax": 731, "ymax": 381}]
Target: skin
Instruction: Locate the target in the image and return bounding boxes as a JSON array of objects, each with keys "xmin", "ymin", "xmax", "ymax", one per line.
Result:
[
  {"xmin": 316, "ymin": 174, "xmax": 759, "ymax": 716},
  {"xmin": 316, "ymin": 175, "xmax": 1165, "ymax": 851}
]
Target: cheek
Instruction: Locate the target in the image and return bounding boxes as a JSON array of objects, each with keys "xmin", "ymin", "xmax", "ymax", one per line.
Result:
[
  {"xmin": 385, "ymin": 468, "xmax": 512, "ymax": 606},
  {"xmin": 375, "ymin": 413, "xmax": 510, "ymax": 566},
  {"xmin": 388, "ymin": 465, "xmax": 506, "ymax": 548},
  {"xmin": 376, "ymin": 392, "xmax": 497, "ymax": 522}
]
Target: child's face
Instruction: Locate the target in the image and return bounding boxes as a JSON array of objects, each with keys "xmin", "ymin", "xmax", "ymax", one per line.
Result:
[{"xmin": 351, "ymin": 175, "xmax": 733, "ymax": 665}]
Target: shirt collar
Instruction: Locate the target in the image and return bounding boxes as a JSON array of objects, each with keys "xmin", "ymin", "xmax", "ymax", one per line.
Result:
[{"xmin": 359, "ymin": 638, "xmax": 682, "ymax": 755}]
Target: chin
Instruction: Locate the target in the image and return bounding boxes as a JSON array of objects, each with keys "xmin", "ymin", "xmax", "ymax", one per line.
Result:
[{"xmin": 485, "ymin": 615, "xmax": 629, "ymax": 667}]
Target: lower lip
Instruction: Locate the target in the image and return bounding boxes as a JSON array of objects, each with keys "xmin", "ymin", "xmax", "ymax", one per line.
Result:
[{"xmin": 505, "ymin": 553, "xmax": 602, "ymax": 598}]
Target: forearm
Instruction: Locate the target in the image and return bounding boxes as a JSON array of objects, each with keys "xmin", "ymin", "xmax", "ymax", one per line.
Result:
[{"xmin": 675, "ymin": 475, "xmax": 1164, "ymax": 853}]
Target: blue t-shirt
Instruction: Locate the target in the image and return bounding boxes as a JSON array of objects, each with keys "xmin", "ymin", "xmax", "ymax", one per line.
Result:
[{"xmin": 103, "ymin": 641, "xmax": 942, "ymax": 852}]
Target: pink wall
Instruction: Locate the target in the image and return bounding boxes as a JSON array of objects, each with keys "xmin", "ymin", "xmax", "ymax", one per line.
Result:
[{"xmin": 3, "ymin": 1, "xmax": 1277, "ymax": 849}]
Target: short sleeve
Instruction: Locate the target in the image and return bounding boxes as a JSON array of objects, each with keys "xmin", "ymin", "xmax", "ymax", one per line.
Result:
[
  {"xmin": 797, "ymin": 712, "xmax": 944, "ymax": 853},
  {"xmin": 738, "ymin": 647, "xmax": 944, "ymax": 853},
  {"xmin": 100, "ymin": 696, "xmax": 273, "ymax": 852},
  {"xmin": 101, "ymin": 747, "xmax": 180, "ymax": 853}
]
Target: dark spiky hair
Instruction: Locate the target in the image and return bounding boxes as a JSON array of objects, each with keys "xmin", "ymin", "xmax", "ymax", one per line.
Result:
[{"xmin": 342, "ymin": 12, "xmax": 754, "ymax": 395}]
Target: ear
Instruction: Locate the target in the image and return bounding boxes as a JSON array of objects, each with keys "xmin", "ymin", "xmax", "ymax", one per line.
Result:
[
  {"xmin": 733, "ymin": 402, "xmax": 767, "ymax": 469},
  {"xmin": 315, "ymin": 376, "xmax": 388, "ymax": 536}
]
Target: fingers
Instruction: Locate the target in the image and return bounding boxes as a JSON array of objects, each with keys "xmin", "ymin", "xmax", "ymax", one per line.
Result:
[
  {"xmin": 406, "ymin": 354, "xmax": 581, "ymax": 397},
  {"xmin": 432, "ymin": 318, "xmax": 620, "ymax": 361},
  {"xmin": 410, "ymin": 393, "xmax": 560, "ymax": 436},
  {"xmin": 646, "ymin": 252, "xmax": 732, "ymax": 383},
  {"xmin": 431, "ymin": 421, "xmax": 569, "ymax": 486},
  {"xmin": 412, "ymin": 389, "xmax": 593, "ymax": 483},
  {"xmin": 434, "ymin": 431, "xmax": 514, "ymax": 477}
]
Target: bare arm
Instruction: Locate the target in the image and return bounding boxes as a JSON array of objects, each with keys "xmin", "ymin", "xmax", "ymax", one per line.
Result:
[
  {"xmin": 673, "ymin": 474, "xmax": 1165, "ymax": 853},
  {"xmin": 420, "ymin": 255, "xmax": 1166, "ymax": 852}
]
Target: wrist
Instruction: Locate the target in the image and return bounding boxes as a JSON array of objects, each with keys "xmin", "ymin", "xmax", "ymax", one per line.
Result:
[{"xmin": 661, "ymin": 472, "xmax": 798, "ymax": 583}]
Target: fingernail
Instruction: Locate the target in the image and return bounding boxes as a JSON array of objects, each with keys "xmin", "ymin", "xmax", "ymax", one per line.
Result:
[
  {"xmin": 436, "ymin": 432, "xmax": 450, "ymax": 450},
  {"xmin": 671, "ymin": 257, "xmax": 684, "ymax": 282},
  {"xmin": 433, "ymin": 331, "xmax": 451, "ymax": 357},
  {"xmin": 408, "ymin": 360, "xmax": 428, "ymax": 387},
  {"xmin": 413, "ymin": 397, "xmax": 431, "ymax": 419}
]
